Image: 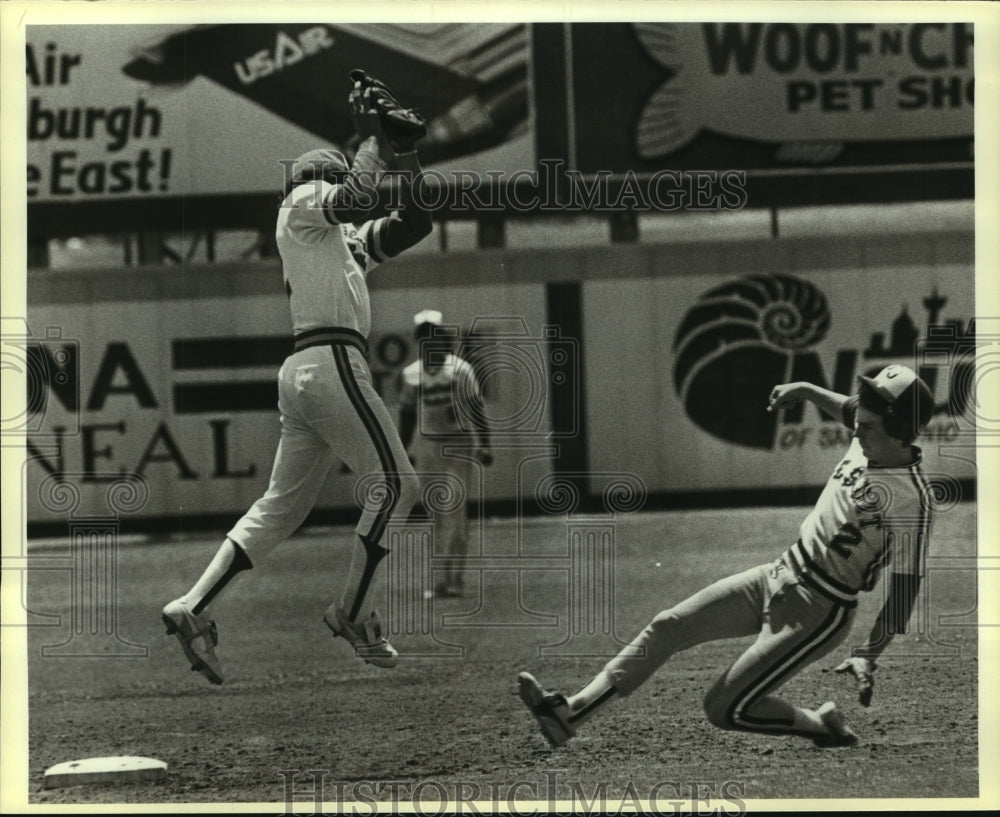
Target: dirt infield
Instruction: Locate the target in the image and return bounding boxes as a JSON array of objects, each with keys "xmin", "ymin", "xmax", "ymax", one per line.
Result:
[{"xmin": 21, "ymin": 505, "xmax": 979, "ymax": 808}]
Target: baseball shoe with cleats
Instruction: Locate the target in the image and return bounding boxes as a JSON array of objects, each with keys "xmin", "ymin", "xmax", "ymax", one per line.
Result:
[
  {"xmin": 517, "ymin": 672, "xmax": 575, "ymax": 748},
  {"xmin": 161, "ymin": 598, "xmax": 223, "ymax": 685},
  {"xmin": 323, "ymin": 605, "xmax": 398, "ymax": 668},
  {"xmin": 812, "ymin": 701, "xmax": 858, "ymax": 747}
]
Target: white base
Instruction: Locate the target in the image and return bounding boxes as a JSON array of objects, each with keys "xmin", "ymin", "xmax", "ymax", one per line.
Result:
[{"xmin": 43, "ymin": 756, "xmax": 167, "ymax": 789}]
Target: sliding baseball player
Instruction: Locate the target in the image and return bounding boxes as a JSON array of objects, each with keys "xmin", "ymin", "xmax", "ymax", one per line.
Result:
[{"xmin": 520, "ymin": 365, "xmax": 935, "ymax": 748}]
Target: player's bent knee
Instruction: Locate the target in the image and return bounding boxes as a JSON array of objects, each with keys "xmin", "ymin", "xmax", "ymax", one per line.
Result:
[{"xmin": 703, "ymin": 688, "xmax": 738, "ymax": 731}]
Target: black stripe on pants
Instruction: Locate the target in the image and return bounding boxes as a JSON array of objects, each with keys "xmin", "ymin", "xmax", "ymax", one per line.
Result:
[
  {"xmin": 724, "ymin": 603, "xmax": 850, "ymax": 733},
  {"xmin": 332, "ymin": 344, "xmax": 399, "ymax": 621}
]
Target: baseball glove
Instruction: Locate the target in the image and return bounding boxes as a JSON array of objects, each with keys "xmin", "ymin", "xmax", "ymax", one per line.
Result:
[
  {"xmin": 834, "ymin": 656, "xmax": 875, "ymax": 707},
  {"xmin": 350, "ymin": 69, "xmax": 427, "ymax": 152}
]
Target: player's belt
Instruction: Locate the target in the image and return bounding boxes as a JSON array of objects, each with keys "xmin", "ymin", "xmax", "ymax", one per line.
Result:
[
  {"xmin": 293, "ymin": 327, "xmax": 368, "ymax": 355},
  {"xmin": 784, "ymin": 541, "xmax": 858, "ymax": 608}
]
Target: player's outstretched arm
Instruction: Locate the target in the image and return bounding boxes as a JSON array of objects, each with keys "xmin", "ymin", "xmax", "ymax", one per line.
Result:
[
  {"xmin": 835, "ymin": 571, "xmax": 922, "ymax": 706},
  {"xmin": 316, "ymin": 86, "xmax": 396, "ymax": 225},
  {"xmin": 767, "ymin": 381, "xmax": 848, "ymax": 418},
  {"xmin": 345, "ymin": 68, "xmax": 432, "ymax": 257},
  {"xmin": 377, "ymin": 150, "xmax": 433, "ymax": 258}
]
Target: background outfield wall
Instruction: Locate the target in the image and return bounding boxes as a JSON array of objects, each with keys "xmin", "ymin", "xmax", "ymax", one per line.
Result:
[{"xmin": 24, "ymin": 228, "xmax": 975, "ymax": 529}]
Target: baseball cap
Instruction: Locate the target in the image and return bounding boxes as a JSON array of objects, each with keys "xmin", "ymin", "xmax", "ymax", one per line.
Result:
[
  {"xmin": 858, "ymin": 364, "xmax": 935, "ymax": 436},
  {"xmin": 289, "ymin": 148, "xmax": 349, "ymax": 185},
  {"xmin": 413, "ymin": 309, "xmax": 443, "ymax": 327}
]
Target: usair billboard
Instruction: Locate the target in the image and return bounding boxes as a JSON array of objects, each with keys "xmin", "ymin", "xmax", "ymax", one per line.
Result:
[{"xmin": 26, "ymin": 22, "xmax": 533, "ymax": 235}]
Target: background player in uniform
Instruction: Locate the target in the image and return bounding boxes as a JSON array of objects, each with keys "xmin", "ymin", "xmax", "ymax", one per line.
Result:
[
  {"xmin": 518, "ymin": 365, "xmax": 935, "ymax": 747},
  {"xmin": 162, "ymin": 72, "xmax": 433, "ymax": 684},
  {"xmin": 399, "ymin": 310, "xmax": 492, "ymax": 597}
]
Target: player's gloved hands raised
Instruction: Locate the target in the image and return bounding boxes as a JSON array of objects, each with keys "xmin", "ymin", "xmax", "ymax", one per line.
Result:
[
  {"xmin": 349, "ymin": 81, "xmax": 383, "ymax": 143},
  {"xmin": 834, "ymin": 656, "xmax": 876, "ymax": 707},
  {"xmin": 349, "ymin": 69, "xmax": 427, "ymax": 153}
]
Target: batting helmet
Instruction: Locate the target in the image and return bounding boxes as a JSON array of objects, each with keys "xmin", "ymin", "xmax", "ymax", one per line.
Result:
[{"xmin": 857, "ymin": 364, "xmax": 935, "ymax": 444}]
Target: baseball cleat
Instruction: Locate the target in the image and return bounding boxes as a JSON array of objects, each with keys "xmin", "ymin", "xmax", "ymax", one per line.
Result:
[
  {"xmin": 517, "ymin": 672, "xmax": 575, "ymax": 748},
  {"xmin": 161, "ymin": 598, "xmax": 223, "ymax": 685},
  {"xmin": 812, "ymin": 701, "xmax": 858, "ymax": 747},
  {"xmin": 323, "ymin": 605, "xmax": 398, "ymax": 668}
]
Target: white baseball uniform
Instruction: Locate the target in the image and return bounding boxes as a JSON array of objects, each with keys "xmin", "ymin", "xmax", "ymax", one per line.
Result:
[
  {"xmin": 227, "ymin": 179, "xmax": 420, "ymax": 621},
  {"xmin": 598, "ymin": 396, "xmax": 932, "ymax": 734},
  {"xmin": 400, "ymin": 352, "xmax": 486, "ymax": 593}
]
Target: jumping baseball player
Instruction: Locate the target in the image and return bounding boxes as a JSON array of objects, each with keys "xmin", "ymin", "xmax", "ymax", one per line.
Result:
[
  {"xmin": 162, "ymin": 71, "xmax": 433, "ymax": 684},
  {"xmin": 398, "ymin": 310, "xmax": 492, "ymax": 597},
  {"xmin": 519, "ymin": 365, "xmax": 935, "ymax": 747}
]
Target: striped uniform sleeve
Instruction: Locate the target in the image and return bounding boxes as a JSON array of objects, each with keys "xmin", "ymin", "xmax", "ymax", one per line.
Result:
[
  {"xmin": 283, "ymin": 179, "xmax": 385, "ymax": 240},
  {"xmin": 355, "ymin": 217, "xmax": 394, "ymax": 269},
  {"xmin": 320, "ymin": 141, "xmax": 389, "ymax": 228},
  {"xmin": 286, "ymin": 140, "xmax": 390, "ymax": 238}
]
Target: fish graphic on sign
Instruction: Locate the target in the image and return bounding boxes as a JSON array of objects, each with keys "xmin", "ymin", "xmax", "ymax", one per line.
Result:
[{"xmin": 632, "ymin": 23, "xmax": 974, "ymax": 160}]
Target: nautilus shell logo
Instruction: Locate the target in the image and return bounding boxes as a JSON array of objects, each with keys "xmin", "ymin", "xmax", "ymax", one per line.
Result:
[{"xmin": 673, "ymin": 273, "xmax": 831, "ymax": 449}]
